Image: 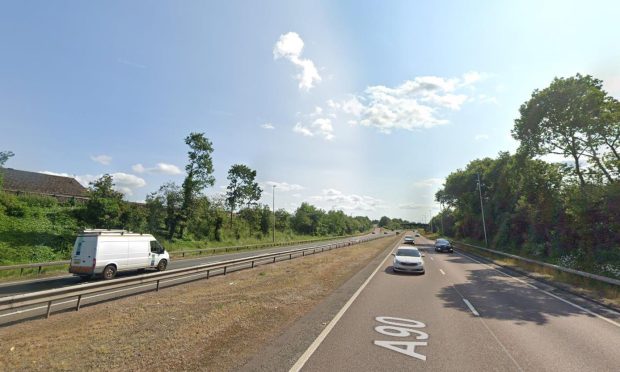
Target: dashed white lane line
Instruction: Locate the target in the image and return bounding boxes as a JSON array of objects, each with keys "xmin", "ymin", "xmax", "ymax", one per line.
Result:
[
  {"xmin": 430, "ymin": 256, "xmax": 434, "ymax": 261},
  {"xmin": 454, "ymin": 250, "xmax": 620, "ymax": 329},
  {"xmin": 463, "ymin": 299, "xmax": 480, "ymax": 316},
  {"xmin": 439, "ymin": 268, "xmax": 446, "ymax": 275}
]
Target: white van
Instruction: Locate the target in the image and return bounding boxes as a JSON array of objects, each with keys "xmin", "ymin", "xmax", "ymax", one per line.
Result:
[{"xmin": 69, "ymin": 229, "xmax": 170, "ymax": 280}]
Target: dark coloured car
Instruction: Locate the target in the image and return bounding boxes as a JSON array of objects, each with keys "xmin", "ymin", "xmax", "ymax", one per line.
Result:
[
  {"xmin": 403, "ymin": 235, "xmax": 415, "ymax": 244},
  {"xmin": 434, "ymin": 238, "xmax": 453, "ymax": 253}
]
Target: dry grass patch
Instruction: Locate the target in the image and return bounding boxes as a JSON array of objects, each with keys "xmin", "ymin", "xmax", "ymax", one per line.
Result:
[{"xmin": 0, "ymin": 235, "xmax": 399, "ymax": 372}]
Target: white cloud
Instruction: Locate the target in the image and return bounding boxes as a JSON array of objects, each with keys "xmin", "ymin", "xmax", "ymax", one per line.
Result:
[
  {"xmin": 261, "ymin": 123, "xmax": 275, "ymax": 130},
  {"xmin": 474, "ymin": 134, "xmax": 490, "ymax": 141},
  {"xmin": 399, "ymin": 203, "xmax": 434, "ymax": 210},
  {"xmin": 273, "ymin": 32, "xmax": 322, "ymax": 91},
  {"xmin": 333, "ymin": 72, "xmax": 487, "ymax": 133},
  {"xmin": 293, "ymin": 122, "xmax": 314, "ymax": 137},
  {"xmin": 132, "ymin": 163, "xmax": 182, "ymax": 175},
  {"xmin": 40, "ymin": 171, "xmax": 146, "ymax": 196},
  {"xmin": 90, "ymin": 154, "xmax": 112, "ymax": 165},
  {"xmin": 111, "ymin": 173, "xmax": 147, "ymax": 196},
  {"xmin": 265, "ymin": 181, "xmax": 305, "ymax": 192},
  {"xmin": 311, "ymin": 188, "xmax": 384, "ymax": 212},
  {"xmin": 413, "ymin": 178, "xmax": 444, "ymax": 188},
  {"xmin": 292, "ymin": 117, "xmax": 335, "ymax": 141}
]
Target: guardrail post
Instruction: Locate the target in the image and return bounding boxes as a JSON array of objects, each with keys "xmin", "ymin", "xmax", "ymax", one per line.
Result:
[
  {"xmin": 20, "ymin": 268, "xmax": 23, "ymax": 276},
  {"xmin": 223, "ymin": 266, "xmax": 227, "ymax": 275},
  {"xmin": 76, "ymin": 295, "xmax": 82, "ymax": 311},
  {"xmin": 156, "ymin": 280, "xmax": 160, "ymax": 292},
  {"xmin": 46, "ymin": 301, "xmax": 52, "ymax": 318},
  {"xmin": 302, "ymin": 251, "xmax": 305, "ymax": 257},
  {"xmin": 183, "ymin": 252, "xmax": 185, "ymax": 258},
  {"xmin": 251, "ymin": 261, "xmax": 254, "ymax": 268},
  {"xmin": 38, "ymin": 266, "xmax": 42, "ymax": 276},
  {"xmin": 289, "ymin": 254, "xmax": 292, "ymax": 259},
  {"xmin": 273, "ymin": 257, "xmax": 276, "ymax": 263}
]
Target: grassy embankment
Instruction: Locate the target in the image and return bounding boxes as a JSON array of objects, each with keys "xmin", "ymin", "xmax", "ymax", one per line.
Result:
[{"xmin": 0, "ymin": 193, "xmax": 369, "ymax": 279}]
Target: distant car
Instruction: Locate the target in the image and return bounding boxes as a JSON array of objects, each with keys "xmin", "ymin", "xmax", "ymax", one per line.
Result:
[
  {"xmin": 372, "ymin": 231, "xmax": 376, "ymax": 234},
  {"xmin": 403, "ymin": 235, "xmax": 415, "ymax": 244},
  {"xmin": 434, "ymin": 238, "xmax": 454, "ymax": 253},
  {"xmin": 415, "ymin": 233, "xmax": 420, "ymax": 237},
  {"xmin": 392, "ymin": 246, "xmax": 425, "ymax": 274},
  {"xmin": 384, "ymin": 231, "xmax": 388, "ymax": 234}
]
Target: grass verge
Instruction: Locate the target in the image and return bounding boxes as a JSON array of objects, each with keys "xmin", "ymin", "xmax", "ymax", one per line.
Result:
[
  {"xmin": 0, "ymin": 235, "xmax": 400, "ymax": 371},
  {"xmin": 455, "ymin": 243, "xmax": 620, "ymax": 310}
]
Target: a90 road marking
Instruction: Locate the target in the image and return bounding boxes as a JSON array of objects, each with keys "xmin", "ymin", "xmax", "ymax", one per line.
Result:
[{"xmin": 373, "ymin": 316, "xmax": 428, "ymax": 361}]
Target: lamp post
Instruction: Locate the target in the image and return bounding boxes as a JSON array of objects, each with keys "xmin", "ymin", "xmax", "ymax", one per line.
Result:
[
  {"xmin": 272, "ymin": 185, "xmax": 276, "ymax": 243},
  {"xmin": 476, "ymin": 173, "xmax": 488, "ymax": 247}
]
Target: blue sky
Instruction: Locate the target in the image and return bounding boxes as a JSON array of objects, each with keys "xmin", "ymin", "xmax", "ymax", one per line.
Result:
[{"xmin": 1, "ymin": 0, "xmax": 619, "ymax": 221}]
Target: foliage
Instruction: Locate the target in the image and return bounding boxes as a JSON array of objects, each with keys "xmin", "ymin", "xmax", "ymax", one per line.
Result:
[
  {"xmin": 225, "ymin": 164, "xmax": 262, "ymax": 227},
  {"xmin": 180, "ymin": 132, "xmax": 216, "ymax": 238}
]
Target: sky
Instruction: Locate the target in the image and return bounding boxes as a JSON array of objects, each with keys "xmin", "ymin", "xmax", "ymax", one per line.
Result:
[{"xmin": 1, "ymin": 0, "xmax": 619, "ymax": 222}]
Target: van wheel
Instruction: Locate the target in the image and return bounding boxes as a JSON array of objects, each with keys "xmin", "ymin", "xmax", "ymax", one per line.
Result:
[
  {"xmin": 102, "ymin": 265, "xmax": 117, "ymax": 280},
  {"xmin": 157, "ymin": 260, "xmax": 168, "ymax": 271}
]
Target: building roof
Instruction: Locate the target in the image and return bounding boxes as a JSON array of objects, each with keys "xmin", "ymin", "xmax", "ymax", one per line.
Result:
[{"xmin": 0, "ymin": 168, "xmax": 89, "ymax": 198}]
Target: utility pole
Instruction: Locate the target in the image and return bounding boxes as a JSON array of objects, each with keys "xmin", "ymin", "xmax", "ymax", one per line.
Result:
[
  {"xmin": 477, "ymin": 173, "xmax": 488, "ymax": 247},
  {"xmin": 440, "ymin": 202, "xmax": 445, "ymax": 235},
  {"xmin": 429, "ymin": 209, "xmax": 433, "ymax": 233},
  {"xmin": 272, "ymin": 185, "xmax": 276, "ymax": 242}
]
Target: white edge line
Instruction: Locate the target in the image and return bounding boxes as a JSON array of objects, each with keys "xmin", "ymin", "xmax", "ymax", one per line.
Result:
[
  {"xmin": 289, "ymin": 242, "xmax": 398, "ymax": 372},
  {"xmin": 463, "ymin": 298, "xmax": 480, "ymax": 316},
  {"xmin": 439, "ymin": 269, "xmax": 446, "ymax": 275},
  {"xmin": 455, "ymin": 250, "xmax": 620, "ymax": 328}
]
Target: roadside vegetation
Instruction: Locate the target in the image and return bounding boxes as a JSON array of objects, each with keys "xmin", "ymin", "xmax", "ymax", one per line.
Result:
[
  {"xmin": 431, "ymin": 74, "xmax": 620, "ymax": 280},
  {"xmin": 0, "ymin": 136, "xmax": 373, "ymax": 265}
]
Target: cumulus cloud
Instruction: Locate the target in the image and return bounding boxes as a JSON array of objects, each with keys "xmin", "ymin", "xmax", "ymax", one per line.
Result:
[
  {"xmin": 273, "ymin": 32, "xmax": 321, "ymax": 91},
  {"xmin": 333, "ymin": 72, "xmax": 487, "ymax": 133},
  {"xmin": 292, "ymin": 117, "xmax": 335, "ymax": 141},
  {"xmin": 265, "ymin": 181, "xmax": 305, "ymax": 192},
  {"xmin": 90, "ymin": 154, "xmax": 112, "ymax": 165},
  {"xmin": 413, "ymin": 178, "xmax": 444, "ymax": 188},
  {"xmin": 399, "ymin": 203, "xmax": 434, "ymax": 210},
  {"xmin": 311, "ymin": 188, "xmax": 384, "ymax": 212},
  {"xmin": 40, "ymin": 171, "xmax": 146, "ymax": 196},
  {"xmin": 474, "ymin": 134, "xmax": 490, "ymax": 141},
  {"xmin": 261, "ymin": 123, "xmax": 275, "ymax": 130},
  {"xmin": 132, "ymin": 163, "xmax": 182, "ymax": 175}
]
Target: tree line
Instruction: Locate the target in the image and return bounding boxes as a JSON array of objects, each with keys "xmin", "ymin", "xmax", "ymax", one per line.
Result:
[
  {"xmin": 433, "ymin": 74, "xmax": 620, "ymax": 278},
  {"xmin": 1, "ymin": 133, "xmax": 373, "ymax": 245}
]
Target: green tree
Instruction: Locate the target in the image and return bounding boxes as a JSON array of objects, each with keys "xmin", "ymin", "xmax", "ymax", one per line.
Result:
[
  {"xmin": 84, "ymin": 174, "xmax": 124, "ymax": 229},
  {"xmin": 180, "ymin": 132, "xmax": 215, "ymax": 238},
  {"xmin": 512, "ymin": 74, "xmax": 618, "ymax": 185},
  {"xmin": 378, "ymin": 216, "xmax": 391, "ymax": 228},
  {"xmin": 0, "ymin": 150, "xmax": 15, "ymax": 189},
  {"xmin": 225, "ymin": 164, "xmax": 262, "ymax": 227}
]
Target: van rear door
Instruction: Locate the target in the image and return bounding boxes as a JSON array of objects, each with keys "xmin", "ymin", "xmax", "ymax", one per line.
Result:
[{"xmin": 69, "ymin": 236, "xmax": 97, "ymax": 275}]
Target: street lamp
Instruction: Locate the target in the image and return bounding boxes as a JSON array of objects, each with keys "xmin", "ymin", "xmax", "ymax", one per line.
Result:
[
  {"xmin": 272, "ymin": 185, "xmax": 276, "ymax": 243},
  {"xmin": 476, "ymin": 173, "xmax": 489, "ymax": 247}
]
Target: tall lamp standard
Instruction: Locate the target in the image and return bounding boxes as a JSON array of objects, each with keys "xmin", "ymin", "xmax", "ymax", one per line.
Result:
[
  {"xmin": 476, "ymin": 173, "xmax": 488, "ymax": 247},
  {"xmin": 272, "ymin": 185, "xmax": 276, "ymax": 243}
]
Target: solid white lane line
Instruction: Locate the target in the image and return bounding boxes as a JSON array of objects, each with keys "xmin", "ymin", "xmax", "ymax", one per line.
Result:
[
  {"xmin": 463, "ymin": 299, "xmax": 479, "ymax": 316},
  {"xmin": 289, "ymin": 241, "xmax": 400, "ymax": 372},
  {"xmin": 439, "ymin": 269, "xmax": 446, "ymax": 275},
  {"xmin": 454, "ymin": 250, "xmax": 620, "ymax": 328}
]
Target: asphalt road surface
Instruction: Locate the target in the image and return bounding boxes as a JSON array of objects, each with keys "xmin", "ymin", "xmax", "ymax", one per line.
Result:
[{"xmin": 291, "ymin": 234, "xmax": 620, "ymax": 372}]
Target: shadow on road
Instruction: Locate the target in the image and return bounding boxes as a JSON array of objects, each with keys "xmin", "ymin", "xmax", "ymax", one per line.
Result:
[{"xmin": 435, "ymin": 253, "xmax": 619, "ymax": 325}]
